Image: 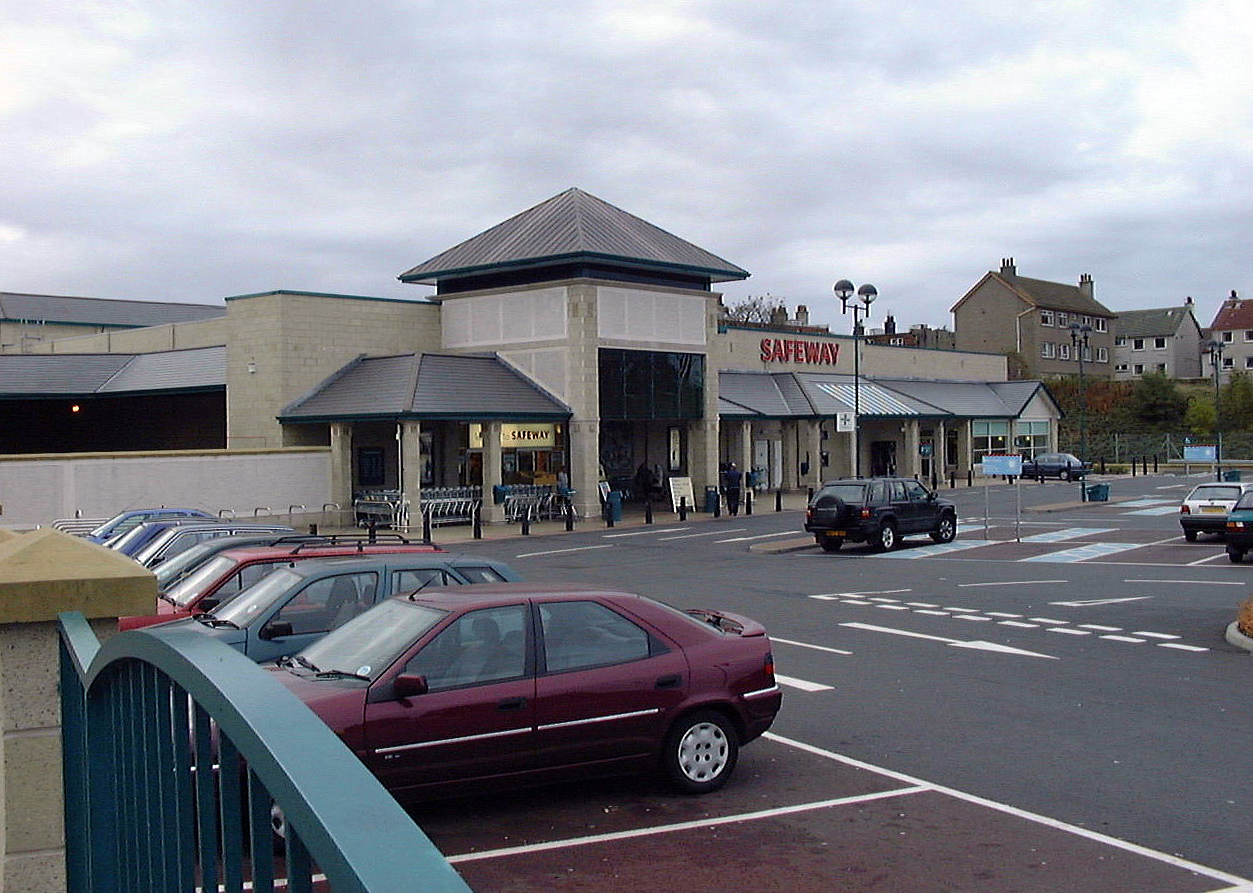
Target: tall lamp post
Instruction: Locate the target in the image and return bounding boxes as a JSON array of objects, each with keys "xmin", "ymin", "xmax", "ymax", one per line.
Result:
[
  {"xmin": 834, "ymin": 280, "xmax": 877, "ymax": 478},
  {"xmin": 1068, "ymin": 322, "xmax": 1092, "ymax": 467},
  {"xmin": 1208, "ymin": 339, "xmax": 1225, "ymax": 481}
]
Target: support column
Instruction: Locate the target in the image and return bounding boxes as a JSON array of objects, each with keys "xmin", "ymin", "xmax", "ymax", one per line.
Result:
[
  {"xmin": 957, "ymin": 420, "xmax": 974, "ymax": 473},
  {"xmin": 904, "ymin": 420, "xmax": 922, "ymax": 478},
  {"xmin": 781, "ymin": 422, "xmax": 799, "ymax": 489},
  {"xmin": 688, "ymin": 419, "xmax": 719, "ymax": 503},
  {"xmin": 935, "ymin": 421, "xmax": 947, "ymax": 480},
  {"xmin": 572, "ymin": 419, "xmax": 601, "ymax": 522},
  {"xmin": 737, "ymin": 421, "xmax": 753, "ymax": 483},
  {"xmin": 802, "ymin": 420, "xmax": 822, "ymax": 489},
  {"xmin": 329, "ymin": 423, "xmax": 353, "ymax": 526},
  {"xmin": 399, "ymin": 421, "xmax": 423, "ymax": 526},
  {"xmin": 481, "ymin": 422, "xmax": 505, "ymax": 524}
]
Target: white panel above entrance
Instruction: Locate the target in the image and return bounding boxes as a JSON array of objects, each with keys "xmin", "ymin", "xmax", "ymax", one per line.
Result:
[
  {"xmin": 597, "ymin": 288, "xmax": 706, "ymax": 345},
  {"xmin": 442, "ymin": 287, "xmax": 567, "ymax": 348}
]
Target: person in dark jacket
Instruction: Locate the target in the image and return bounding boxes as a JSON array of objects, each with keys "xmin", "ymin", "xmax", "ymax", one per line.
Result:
[{"xmin": 721, "ymin": 462, "xmax": 743, "ymax": 516}]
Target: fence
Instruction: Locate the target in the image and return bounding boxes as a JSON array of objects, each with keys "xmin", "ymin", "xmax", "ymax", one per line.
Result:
[{"xmin": 58, "ymin": 612, "xmax": 471, "ymax": 893}]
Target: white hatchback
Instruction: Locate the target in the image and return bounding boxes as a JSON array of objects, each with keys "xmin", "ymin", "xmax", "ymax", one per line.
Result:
[{"xmin": 1179, "ymin": 481, "xmax": 1253, "ymax": 541}]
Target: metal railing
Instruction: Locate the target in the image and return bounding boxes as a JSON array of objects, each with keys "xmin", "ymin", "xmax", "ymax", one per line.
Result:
[{"xmin": 58, "ymin": 613, "xmax": 471, "ymax": 893}]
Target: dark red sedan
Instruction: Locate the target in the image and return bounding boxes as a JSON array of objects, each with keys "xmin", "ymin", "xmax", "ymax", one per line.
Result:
[{"xmin": 271, "ymin": 583, "xmax": 782, "ymax": 799}]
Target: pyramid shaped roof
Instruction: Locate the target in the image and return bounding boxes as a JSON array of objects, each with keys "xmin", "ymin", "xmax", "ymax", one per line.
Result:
[{"xmin": 398, "ymin": 188, "xmax": 749, "ymax": 287}]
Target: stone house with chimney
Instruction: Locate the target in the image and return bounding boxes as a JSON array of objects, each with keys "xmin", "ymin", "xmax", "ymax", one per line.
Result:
[
  {"xmin": 951, "ymin": 259, "xmax": 1116, "ymax": 380},
  {"xmin": 1112, "ymin": 299, "xmax": 1205, "ymax": 380}
]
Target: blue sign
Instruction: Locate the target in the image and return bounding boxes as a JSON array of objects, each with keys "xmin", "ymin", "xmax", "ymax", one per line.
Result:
[
  {"xmin": 1184, "ymin": 445, "xmax": 1217, "ymax": 462},
  {"xmin": 982, "ymin": 454, "xmax": 1023, "ymax": 476}
]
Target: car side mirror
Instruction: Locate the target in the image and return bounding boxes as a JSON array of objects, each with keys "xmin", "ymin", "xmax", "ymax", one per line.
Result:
[
  {"xmin": 927, "ymin": 491, "xmax": 937, "ymax": 501},
  {"xmin": 393, "ymin": 673, "xmax": 429, "ymax": 699},
  {"xmin": 198, "ymin": 597, "xmax": 219, "ymax": 612},
  {"xmin": 259, "ymin": 620, "xmax": 293, "ymax": 640}
]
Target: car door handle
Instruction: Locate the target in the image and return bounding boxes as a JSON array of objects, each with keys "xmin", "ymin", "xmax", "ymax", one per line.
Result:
[
  {"xmin": 655, "ymin": 674, "xmax": 682, "ymax": 690},
  {"xmin": 497, "ymin": 697, "xmax": 527, "ymax": 711}
]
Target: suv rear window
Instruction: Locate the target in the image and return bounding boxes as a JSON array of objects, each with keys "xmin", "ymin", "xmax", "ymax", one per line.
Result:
[{"xmin": 815, "ymin": 483, "xmax": 866, "ymax": 504}]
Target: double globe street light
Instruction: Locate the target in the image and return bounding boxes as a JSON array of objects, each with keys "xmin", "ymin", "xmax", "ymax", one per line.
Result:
[{"xmin": 834, "ymin": 280, "xmax": 877, "ymax": 478}]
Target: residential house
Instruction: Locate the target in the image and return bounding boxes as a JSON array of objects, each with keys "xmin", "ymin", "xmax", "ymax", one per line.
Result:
[
  {"xmin": 863, "ymin": 315, "xmax": 956, "ymax": 350},
  {"xmin": 1206, "ymin": 290, "xmax": 1253, "ymax": 382},
  {"xmin": 951, "ymin": 258, "xmax": 1115, "ymax": 379},
  {"xmin": 1112, "ymin": 300, "xmax": 1205, "ymax": 380}
]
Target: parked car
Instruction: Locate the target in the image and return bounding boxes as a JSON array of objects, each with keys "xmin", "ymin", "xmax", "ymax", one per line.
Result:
[
  {"xmin": 804, "ymin": 477, "xmax": 957, "ymax": 551},
  {"xmin": 1019, "ymin": 452, "xmax": 1090, "ymax": 481},
  {"xmin": 105, "ymin": 517, "xmax": 227, "ymax": 557},
  {"xmin": 84, "ymin": 508, "xmax": 214, "ymax": 543},
  {"xmin": 132, "ymin": 522, "xmax": 296, "ymax": 568},
  {"xmin": 119, "ymin": 535, "xmax": 442, "ymax": 630},
  {"xmin": 1182, "ymin": 481, "xmax": 1253, "ymax": 542},
  {"xmin": 158, "ymin": 553, "xmax": 519, "ymax": 662},
  {"xmin": 153, "ymin": 533, "xmax": 327, "ymax": 592},
  {"xmin": 1223, "ymin": 491, "xmax": 1253, "ymax": 561},
  {"xmin": 265, "ymin": 584, "xmax": 782, "ymax": 799}
]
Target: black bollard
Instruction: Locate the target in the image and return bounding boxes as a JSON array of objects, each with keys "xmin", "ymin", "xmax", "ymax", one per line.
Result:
[
  {"xmin": 807, "ymin": 487, "xmax": 814, "ymax": 502},
  {"xmin": 1154, "ymin": 454, "xmax": 1159, "ymax": 473},
  {"xmin": 745, "ymin": 489, "xmax": 753, "ymax": 515},
  {"xmin": 1100, "ymin": 456, "xmax": 1106, "ymax": 474},
  {"xmin": 565, "ymin": 501, "xmax": 574, "ymax": 532},
  {"xmin": 645, "ymin": 500, "xmax": 654, "ymax": 524},
  {"xmin": 367, "ymin": 518, "xmax": 377, "ymax": 544},
  {"xmin": 473, "ymin": 504, "xmax": 482, "ymax": 539},
  {"xmin": 422, "ymin": 511, "xmax": 432, "ymax": 544},
  {"xmin": 308, "ymin": 523, "xmax": 318, "ymax": 536},
  {"xmin": 713, "ymin": 496, "xmax": 721, "ymax": 518},
  {"xmin": 775, "ymin": 489, "xmax": 783, "ymax": 512},
  {"xmin": 679, "ymin": 497, "xmax": 688, "ymax": 522},
  {"xmin": 967, "ymin": 469, "xmax": 973, "ymax": 487},
  {"xmin": 521, "ymin": 509, "xmax": 531, "ymax": 535}
]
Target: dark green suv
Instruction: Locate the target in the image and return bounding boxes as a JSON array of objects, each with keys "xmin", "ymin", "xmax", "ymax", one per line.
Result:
[
  {"xmin": 1224, "ymin": 491, "xmax": 1253, "ymax": 562},
  {"xmin": 804, "ymin": 477, "xmax": 957, "ymax": 552}
]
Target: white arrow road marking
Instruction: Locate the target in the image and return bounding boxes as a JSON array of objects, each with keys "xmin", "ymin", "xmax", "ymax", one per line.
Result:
[
  {"xmin": 840, "ymin": 622, "xmax": 1057, "ymax": 659},
  {"xmin": 774, "ymin": 674, "xmax": 835, "ymax": 692},
  {"xmin": 1050, "ymin": 596, "xmax": 1151, "ymax": 606},
  {"xmin": 811, "ymin": 589, "xmax": 913, "ymax": 600},
  {"xmin": 771, "ymin": 637, "xmax": 854, "ymax": 656}
]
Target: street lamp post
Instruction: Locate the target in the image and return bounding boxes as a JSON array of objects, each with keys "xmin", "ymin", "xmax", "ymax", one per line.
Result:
[
  {"xmin": 1208, "ymin": 339, "xmax": 1225, "ymax": 481},
  {"xmin": 1068, "ymin": 322, "xmax": 1092, "ymax": 469},
  {"xmin": 834, "ymin": 280, "xmax": 877, "ymax": 478}
]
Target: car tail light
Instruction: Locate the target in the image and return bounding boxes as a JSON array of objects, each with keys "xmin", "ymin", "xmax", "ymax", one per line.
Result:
[
  {"xmin": 859, "ymin": 507, "xmax": 872, "ymax": 519},
  {"xmin": 763, "ymin": 651, "xmax": 775, "ymax": 680},
  {"xmin": 1181, "ymin": 505, "xmax": 1190, "ymax": 514}
]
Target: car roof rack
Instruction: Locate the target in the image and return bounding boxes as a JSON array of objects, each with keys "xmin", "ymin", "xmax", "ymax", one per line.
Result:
[{"xmin": 285, "ymin": 532, "xmax": 421, "ymax": 554}]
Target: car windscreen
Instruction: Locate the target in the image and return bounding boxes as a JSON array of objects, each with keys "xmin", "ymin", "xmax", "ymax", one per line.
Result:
[
  {"xmin": 297, "ymin": 599, "xmax": 447, "ymax": 680},
  {"xmin": 1189, "ymin": 485, "xmax": 1242, "ymax": 502},
  {"xmin": 1234, "ymin": 492, "xmax": 1253, "ymax": 511},
  {"xmin": 165, "ymin": 554, "xmax": 240, "ymax": 607},
  {"xmin": 155, "ymin": 540, "xmax": 228, "ymax": 588},
  {"xmin": 213, "ymin": 568, "xmax": 304, "ymax": 625}
]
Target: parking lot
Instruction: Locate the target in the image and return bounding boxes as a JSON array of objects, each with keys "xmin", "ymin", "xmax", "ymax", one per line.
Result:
[{"xmin": 383, "ymin": 476, "xmax": 1253, "ymax": 892}]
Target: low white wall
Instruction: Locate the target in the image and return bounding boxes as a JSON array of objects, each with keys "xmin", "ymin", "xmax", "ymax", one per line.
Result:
[{"xmin": 0, "ymin": 449, "xmax": 331, "ymax": 528}]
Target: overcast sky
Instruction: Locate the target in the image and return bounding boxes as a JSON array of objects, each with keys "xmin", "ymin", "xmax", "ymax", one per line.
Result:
[{"xmin": 4, "ymin": 1, "xmax": 1251, "ymax": 333}]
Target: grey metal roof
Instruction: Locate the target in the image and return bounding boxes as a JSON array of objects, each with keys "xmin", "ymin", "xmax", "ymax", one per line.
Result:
[
  {"xmin": 717, "ymin": 372, "xmax": 1053, "ymax": 420},
  {"xmin": 0, "ymin": 292, "xmax": 224, "ymax": 327},
  {"xmin": 0, "ymin": 347, "xmax": 225, "ymax": 397},
  {"xmin": 280, "ymin": 353, "xmax": 572, "ymax": 422},
  {"xmin": 398, "ymin": 188, "xmax": 750, "ymax": 285}
]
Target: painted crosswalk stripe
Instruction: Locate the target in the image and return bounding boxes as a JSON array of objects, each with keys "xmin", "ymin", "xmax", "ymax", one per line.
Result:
[
  {"xmin": 1019, "ymin": 541, "xmax": 1143, "ymax": 562},
  {"xmin": 1022, "ymin": 527, "xmax": 1117, "ymax": 542}
]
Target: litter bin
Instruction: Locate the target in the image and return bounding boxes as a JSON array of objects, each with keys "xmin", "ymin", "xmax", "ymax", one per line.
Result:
[
  {"xmin": 704, "ymin": 486, "xmax": 720, "ymax": 513},
  {"xmin": 1085, "ymin": 483, "xmax": 1110, "ymax": 502},
  {"xmin": 1224, "ymin": 470, "xmax": 1242, "ymax": 482},
  {"xmin": 492, "ymin": 484, "xmax": 507, "ymax": 504},
  {"xmin": 605, "ymin": 490, "xmax": 623, "ymax": 523}
]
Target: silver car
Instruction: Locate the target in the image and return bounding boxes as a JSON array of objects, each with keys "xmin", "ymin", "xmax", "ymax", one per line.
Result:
[{"xmin": 1179, "ymin": 481, "xmax": 1253, "ymax": 541}]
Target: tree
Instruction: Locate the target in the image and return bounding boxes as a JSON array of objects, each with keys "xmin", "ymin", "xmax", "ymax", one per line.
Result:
[
  {"xmin": 1221, "ymin": 372, "xmax": 1253, "ymax": 431},
  {"xmin": 722, "ymin": 294, "xmax": 787, "ymax": 324},
  {"xmin": 1185, "ymin": 395, "xmax": 1215, "ymax": 435},
  {"xmin": 1127, "ymin": 371, "xmax": 1188, "ymax": 426}
]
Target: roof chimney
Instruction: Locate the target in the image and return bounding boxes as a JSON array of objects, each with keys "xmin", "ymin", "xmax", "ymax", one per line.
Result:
[
  {"xmin": 1185, "ymin": 295, "xmax": 1193, "ymax": 305},
  {"xmin": 884, "ymin": 313, "xmax": 896, "ymax": 335},
  {"xmin": 1078, "ymin": 273, "xmax": 1093, "ymax": 299},
  {"xmin": 1000, "ymin": 257, "xmax": 1016, "ymax": 277},
  {"xmin": 795, "ymin": 304, "xmax": 809, "ymax": 326}
]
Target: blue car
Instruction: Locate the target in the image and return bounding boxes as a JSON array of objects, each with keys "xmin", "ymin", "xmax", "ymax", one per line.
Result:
[{"xmin": 85, "ymin": 508, "xmax": 214, "ymax": 543}]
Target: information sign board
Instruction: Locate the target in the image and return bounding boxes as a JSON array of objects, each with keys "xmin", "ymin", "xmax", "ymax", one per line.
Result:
[
  {"xmin": 981, "ymin": 454, "xmax": 1023, "ymax": 476},
  {"xmin": 1183, "ymin": 445, "xmax": 1217, "ymax": 462},
  {"xmin": 668, "ymin": 476, "xmax": 695, "ymax": 512}
]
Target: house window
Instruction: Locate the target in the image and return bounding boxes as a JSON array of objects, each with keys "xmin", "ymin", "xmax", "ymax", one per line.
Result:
[
  {"xmin": 1096, "ymin": 347, "xmax": 1108, "ymax": 363},
  {"xmin": 1094, "ymin": 318, "xmax": 1107, "ymax": 332},
  {"xmin": 1222, "ymin": 331, "xmax": 1234, "ymax": 343},
  {"xmin": 972, "ymin": 420, "xmax": 1009, "ymax": 461},
  {"xmin": 1133, "ymin": 364, "xmax": 1144, "ymax": 375},
  {"xmin": 1114, "ymin": 336, "xmax": 1126, "ymax": 346},
  {"xmin": 1132, "ymin": 338, "xmax": 1145, "ymax": 351},
  {"xmin": 1223, "ymin": 357, "xmax": 1234, "ymax": 369},
  {"xmin": 1245, "ymin": 357, "xmax": 1253, "ymax": 369},
  {"xmin": 1040, "ymin": 310, "xmax": 1054, "ymax": 326},
  {"xmin": 1059, "ymin": 343, "xmax": 1071, "ymax": 360},
  {"xmin": 1154, "ymin": 337, "xmax": 1167, "ymax": 349},
  {"xmin": 1082, "ymin": 345, "xmax": 1092, "ymax": 362},
  {"xmin": 1040, "ymin": 342, "xmax": 1055, "ymax": 358},
  {"xmin": 1056, "ymin": 312, "xmax": 1068, "ymax": 327},
  {"xmin": 1156, "ymin": 363, "xmax": 1168, "ymax": 373},
  {"xmin": 1013, "ymin": 420, "xmax": 1050, "ymax": 458},
  {"xmin": 1115, "ymin": 363, "xmax": 1128, "ymax": 372},
  {"xmin": 1245, "ymin": 331, "xmax": 1253, "ymax": 342}
]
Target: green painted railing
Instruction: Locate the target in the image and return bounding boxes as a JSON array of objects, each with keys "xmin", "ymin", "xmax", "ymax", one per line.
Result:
[{"xmin": 58, "ymin": 612, "xmax": 474, "ymax": 893}]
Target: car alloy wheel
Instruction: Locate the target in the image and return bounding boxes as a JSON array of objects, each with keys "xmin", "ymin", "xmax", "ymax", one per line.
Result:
[
  {"xmin": 876, "ymin": 522, "xmax": 898, "ymax": 551},
  {"xmin": 664, "ymin": 710, "xmax": 738, "ymax": 794},
  {"xmin": 931, "ymin": 515, "xmax": 956, "ymax": 544}
]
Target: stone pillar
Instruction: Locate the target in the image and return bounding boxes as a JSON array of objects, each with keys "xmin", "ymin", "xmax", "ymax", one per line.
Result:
[
  {"xmin": 781, "ymin": 422, "xmax": 799, "ymax": 489},
  {"xmin": 802, "ymin": 420, "xmax": 822, "ymax": 490},
  {"xmin": 736, "ymin": 421, "xmax": 753, "ymax": 482},
  {"xmin": 0, "ymin": 529, "xmax": 155, "ymax": 893},
  {"xmin": 688, "ymin": 419, "xmax": 719, "ymax": 501},
  {"xmin": 329, "ymin": 423, "xmax": 353, "ymax": 526},
  {"xmin": 904, "ymin": 421, "xmax": 922, "ymax": 478},
  {"xmin": 571, "ymin": 419, "xmax": 600, "ymax": 522},
  {"xmin": 957, "ymin": 420, "xmax": 974, "ymax": 473},
  {"xmin": 481, "ymin": 422, "xmax": 505, "ymax": 524},
  {"xmin": 399, "ymin": 421, "xmax": 423, "ymax": 528}
]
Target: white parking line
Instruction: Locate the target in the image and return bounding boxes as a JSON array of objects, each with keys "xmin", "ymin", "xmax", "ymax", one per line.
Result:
[
  {"xmin": 514, "ymin": 544, "xmax": 614, "ymax": 558},
  {"xmin": 771, "ymin": 637, "xmax": 854, "ymax": 656},
  {"xmin": 764, "ymin": 733, "xmax": 1253, "ymax": 890},
  {"xmin": 658, "ymin": 529, "xmax": 745, "ymax": 541},
  {"xmin": 774, "ymin": 673, "xmax": 834, "ymax": 692},
  {"xmin": 959, "ymin": 580, "xmax": 1068, "ymax": 588}
]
